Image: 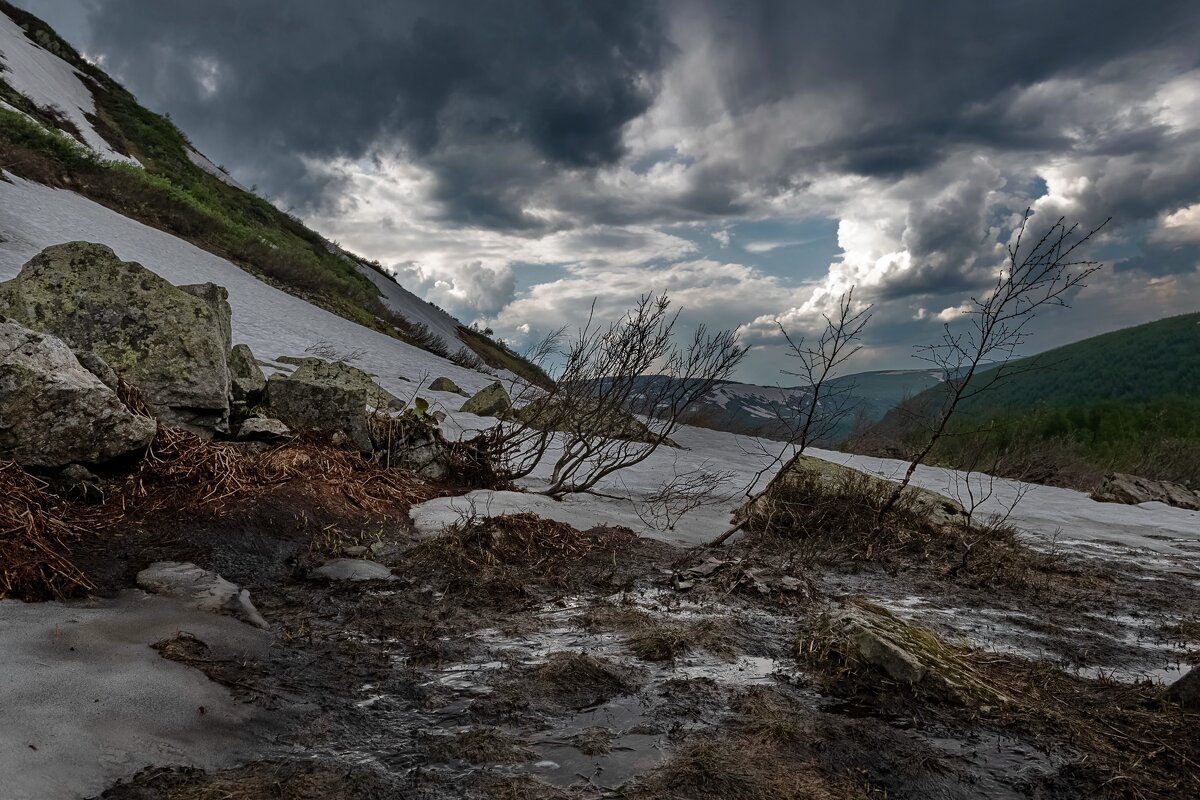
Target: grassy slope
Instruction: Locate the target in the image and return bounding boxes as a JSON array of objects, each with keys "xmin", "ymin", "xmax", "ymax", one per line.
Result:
[
  {"xmin": 0, "ymin": 1, "xmax": 541, "ymax": 379},
  {"xmin": 854, "ymin": 313, "xmax": 1200, "ymax": 486}
]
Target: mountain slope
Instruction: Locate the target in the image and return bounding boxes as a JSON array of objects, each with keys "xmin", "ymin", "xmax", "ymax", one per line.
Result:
[
  {"xmin": 857, "ymin": 313, "xmax": 1200, "ymax": 485},
  {"xmin": 0, "ymin": 1, "xmax": 544, "ymax": 381}
]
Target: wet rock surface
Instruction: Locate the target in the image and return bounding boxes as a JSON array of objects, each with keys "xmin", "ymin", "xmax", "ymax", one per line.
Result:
[{"xmin": 1092, "ymin": 471, "xmax": 1200, "ymax": 511}]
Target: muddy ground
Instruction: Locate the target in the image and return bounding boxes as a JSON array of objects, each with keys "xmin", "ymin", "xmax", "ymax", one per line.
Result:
[{"xmin": 58, "ymin": 463, "xmax": 1200, "ymax": 800}]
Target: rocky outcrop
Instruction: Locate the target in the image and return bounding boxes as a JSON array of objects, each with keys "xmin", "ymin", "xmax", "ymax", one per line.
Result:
[
  {"xmin": 460, "ymin": 381, "xmax": 511, "ymax": 418},
  {"xmin": 0, "ymin": 243, "xmax": 233, "ymax": 433},
  {"xmin": 1091, "ymin": 472, "xmax": 1200, "ymax": 511},
  {"xmin": 429, "ymin": 376, "xmax": 468, "ymax": 396},
  {"xmin": 228, "ymin": 344, "xmax": 267, "ymax": 404},
  {"xmin": 266, "ymin": 372, "xmax": 373, "ymax": 454},
  {"xmin": 136, "ymin": 561, "xmax": 268, "ymax": 629},
  {"xmin": 0, "ymin": 322, "xmax": 156, "ymax": 467}
]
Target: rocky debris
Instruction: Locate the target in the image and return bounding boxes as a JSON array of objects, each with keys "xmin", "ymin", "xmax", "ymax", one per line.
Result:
[
  {"xmin": 460, "ymin": 380, "xmax": 512, "ymax": 418},
  {"xmin": 0, "ymin": 321, "xmax": 156, "ymax": 467},
  {"xmin": 1166, "ymin": 666, "xmax": 1200, "ymax": 710},
  {"xmin": 228, "ymin": 344, "xmax": 267, "ymax": 403},
  {"xmin": 0, "ymin": 242, "xmax": 233, "ymax": 433},
  {"xmin": 817, "ymin": 603, "xmax": 1007, "ymax": 706},
  {"xmin": 1091, "ymin": 472, "xmax": 1200, "ymax": 511},
  {"xmin": 429, "ymin": 376, "xmax": 469, "ymax": 396},
  {"xmin": 136, "ymin": 561, "xmax": 269, "ymax": 629},
  {"xmin": 309, "ymin": 558, "xmax": 396, "ymax": 582},
  {"xmin": 266, "ymin": 371, "xmax": 373, "ymax": 454},
  {"xmin": 235, "ymin": 417, "xmax": 290, "ymax": 441}
]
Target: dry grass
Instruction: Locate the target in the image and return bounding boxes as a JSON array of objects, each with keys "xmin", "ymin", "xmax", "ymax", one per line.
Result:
[
  {"xmin": 408, "ymin": 513, "xmax": 638, "ymax": 599},
  {"xmin": 626, "ymin": 737, "xmax": 872, "ymax": 800},
  {"xmin": 0, "ymin": 460, "xmax": 98, "ymax": 600},
  {"xmin": 530, "ymin": 651, "xmax": 640, "ymax": 698},
  {"xmin": 626, "ymin": 618, "xmax": 734, "ymax": 662}
]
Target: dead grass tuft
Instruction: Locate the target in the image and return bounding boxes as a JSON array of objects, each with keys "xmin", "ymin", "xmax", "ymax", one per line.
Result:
[
  {"xmin": 0, "ymin": 460, "xmax": 97, "ymax": 600},
  {"xmin": 626, "ymin": 737, "xmax": 871, "ymax": 800},
  {"xmin": 418, "ymin": 727, "xmax": 534, "ymax": 763}
]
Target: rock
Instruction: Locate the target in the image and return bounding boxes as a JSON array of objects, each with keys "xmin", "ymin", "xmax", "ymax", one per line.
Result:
[
  {"xmin": 1091, "ymin": 472, "xmax": 1200, "ymax": 511},
  {"xmin": 75, "ymin": 351, "xmax": 119, "ymax": 390},
  {"xmin": 136, "ymin": 561, "xmax": 269, "ymax": 629},
  {"xmin": 235, "ymin": 417, "xmax": 290, "ymax": 441},
  {"xmin": 460, "ymin": 380, "xmax": 511, "ymax": 417},
  {"xmin": 228, "ymin": 344, "xmax": 267, "ymax": 403},
  {"xmin": 343, "ymin": 545, "xmax": 370, "ymax": 557},
  {"xmin": 0, "ymin": 243, "xmax": 233, "ymax": 433},
  {"xmin": 1166, "ymin": 667, "xmax": 1200, "ymax": 710},
  {"xmin": 373, "ymin": 413, "xmax": 455, "ymax": 480},
  {"xmin": 0, "ymin": 322, "xmax": 156, "ymax": 467},
  {"xmin": 266, "ymin": 372, "xmax": 373, "ymax": 454},
  {"xmin": 429, "ymin": 376, "xmax": 468, "ymax": 396},
  {"xmin": 309, "ymin": 558, "xmax": 396, "ymax": 582},
  {"xmin": 818, "ymin": 603, "xmax": 1008, "ymax": 705}
]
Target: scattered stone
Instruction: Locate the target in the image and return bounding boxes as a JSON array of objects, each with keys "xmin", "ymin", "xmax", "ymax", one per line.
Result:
[
  {"xmin": 0, "ymin": 242, "xmax": 234, "ymax": 433},
  {"xmin": 1166, "ymin": 667, "xmax": 1200, "ymax": 710},
  {"xmin": 235, "ymin": 417, "xmax": 290, "ymax": 441},
  {"xmin": 309, "ymin": 558, "xmax": 396, "ymax": 582},
  {"xmin": 136, "ymin": 561, "xmax": 268, "ymax": 629},
  {"xmin": 228, "ymin": 343, "xmax": 267, "ymax": 403},
  {"xmin": 0, "ymin": 321, "xmax": 156, "ymax": 467},
  {"xmin": 429, "ymin": 376, "xmax": 468, "ymax": 396},
  {"xmin": 460, "ymin": 381, "xmax": 511, "ymax": 418},
  {"xmin": 1091, "ymin": 472, "xmax": 1200, "ymax": 511}
]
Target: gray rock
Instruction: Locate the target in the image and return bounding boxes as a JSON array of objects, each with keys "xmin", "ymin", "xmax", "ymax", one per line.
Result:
[
  {"xmin": 228, "ymin": 344, "xmax": 267, "ymax": 403},
  {"xmin": 832, "ymin": 606, "xmax": 928, "ymax": 684},
  {"xmin": 1166, "ymin": 666, "xmax": 1200, "ymax": 710},
  {"xmin": 0, "ymin": 322, "xmax": 156, "ymax": 467},
  {"xmin": 460, "ymin": 380, "xmax": 511, "ymax": 417},
  {"xmin": 235, "ymin": 417, "xmax": 290, "ymax": 441},
  {"xmin": 373, "ymin": 414, "xmax": 455, "ymax": 480},
  {"xmin": 287, "ymin": 358, "xmax": 397, "ymax": 410},
  {"xmin": 1091, "ymin": 472, "xmax": 1200, "ymax": 511},
  {"xmin": 0, "ymin": 243, "xmax": 234, "ymax": 433},
  {"xmin": 343, "ymin": 545, "xmax": 370, "ymax": 557},
  {"xmin": 266, "ymin": 372, "xmax": 373, "ymax": 454},
  {"xmin": 429, "ymin": 376, "xmax": 468, "ymax": 396},
  {"xmin": 75, "ymin": 350, "xmax": 119, "ymax": 390},
  {"xmin": 136, "ymin": 561, "xmax": 268, "ymax": 629},
  {"xmin": 310, "ymin": 558, "xmax": 395, "ymax": 582}
]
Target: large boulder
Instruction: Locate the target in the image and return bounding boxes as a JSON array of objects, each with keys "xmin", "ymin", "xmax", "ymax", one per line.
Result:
[
  {"xmin": 0, "ymin": 243, "xmax": 233, "ymax": 433},
  {"xmin": 284, "ymin": 358, "xmax": 397, "ymax": 410},
  {"xmin": 266, "ymin": 372, "xmax": 373, "ymax": 454},
  {"xmin": 0, "ymin": 322, "xmax": 156, "ymax": 467},
  {"xmin": 228, "ymin": 344, "xmax": 266, "ymax": 403},
  {"xmin": 1091, "ymin": 472, "xmax": 1200, "ymax": 511},
  {"xmin": 460, "ymin": 380, "xmax": 511, "ymax": 418}
]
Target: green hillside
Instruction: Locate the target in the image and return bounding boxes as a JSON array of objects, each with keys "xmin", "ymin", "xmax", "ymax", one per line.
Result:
[
  {"xmin": 0, "ymin": 1, "xmax": 546, "ymax": 382},
  {"xmin": 854, "ymin": 313, "xmax": 1200, "ymax": 487}
]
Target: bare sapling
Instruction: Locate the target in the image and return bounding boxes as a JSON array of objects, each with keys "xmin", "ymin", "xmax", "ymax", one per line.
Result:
[
  {"xmin": 709, "ymin": 290, "xmax": 872, "ymax": 546},
  {"xmin": 876, "ymin": 210, "xmax": 1110, "ymax": 521},
  {"xmin": 493, "ymin": 293, "xmax": 747, "ymax": 498}
]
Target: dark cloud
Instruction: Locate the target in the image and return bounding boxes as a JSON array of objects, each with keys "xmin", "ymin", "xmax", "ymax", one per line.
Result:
[{"xmin": 67, "ymin": 0, "xmax": 668, "ymax": 219}]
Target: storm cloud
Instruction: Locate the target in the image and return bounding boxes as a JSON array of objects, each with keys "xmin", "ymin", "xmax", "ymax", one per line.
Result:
[{"xmin": 17, "ymin": 0, "xmax": 1200, "ymax": 380}]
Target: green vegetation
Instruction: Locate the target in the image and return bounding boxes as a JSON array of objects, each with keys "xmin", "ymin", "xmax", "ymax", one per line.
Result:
[
  {"xmin": 854, "ymin": 313, "xmax": 1200, "ymax": 487},
  {"xmin": 0, "ymin": 1, "xmax": 544, "ymax": 376}
]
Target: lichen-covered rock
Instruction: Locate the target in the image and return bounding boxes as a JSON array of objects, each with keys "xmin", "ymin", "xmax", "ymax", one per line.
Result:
[
  {"xmin": 460, "ymin": 380, "xmax": 511, "ymax": 417},
  {"xmin": 266, "ymin": 372, "xmax": 373, "ymax": 454},
  {"xmin": 0, "ymin": 322, "xmax": 156, "ymax": 467},
  {"xmin": 1091, "ymin": 472, "xmax": 1200, "ymax": 511},
  {"xmin": 429, "ymin": 376, "xmax": 468, "ymax": 396},
  {"xmin": 136, "ymin": 561, "xmax": 268, "ymax": 629},
  {"xmin": 286, "ymin": 358, "xmax": 397, "ymax": 410},
  {"xmin": 74, "ymin": 350, "xmax": 119, "ymax": 390},
  {"xmin": 228, "ymin": 344, "xmax": 267, "ymax": 403},
  {"xmin": 0, "ymin": 242, "xmax": 233, "ymax": 433}
]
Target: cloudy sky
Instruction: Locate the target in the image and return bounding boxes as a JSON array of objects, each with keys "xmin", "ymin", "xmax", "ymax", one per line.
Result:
[{"xmin": 22, "ymin": 0, "xmax": 1200, "ymax": 382}]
